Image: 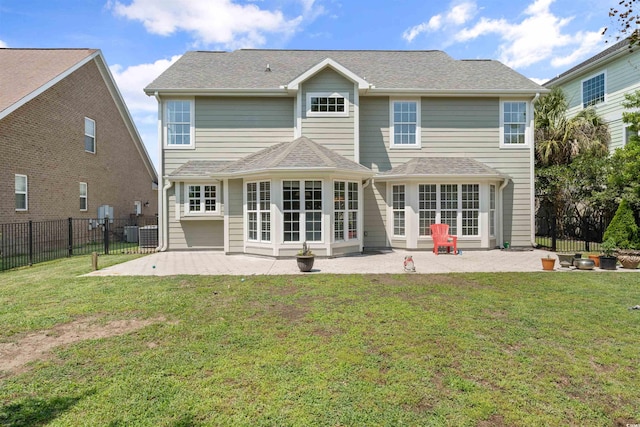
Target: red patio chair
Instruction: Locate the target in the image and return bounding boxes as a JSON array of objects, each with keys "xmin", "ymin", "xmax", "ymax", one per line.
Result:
[{"xmin": 430, "ymin": 223, "xmax": 458, "ymax": 255}]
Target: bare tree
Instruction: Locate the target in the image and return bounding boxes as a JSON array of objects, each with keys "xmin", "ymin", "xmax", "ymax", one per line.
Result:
[{"xmin": 603, "ymin": 0, "xmax": 639, "ymax": 48}]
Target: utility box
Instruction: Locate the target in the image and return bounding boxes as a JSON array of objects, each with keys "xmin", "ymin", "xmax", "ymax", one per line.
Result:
[
  {"xmin": 139, "ymin": 225, "xmax": 158, "ymax": 248},
  {"xmin": 124, "ymin": 226, "xmax": 139, "ymax": 243}
]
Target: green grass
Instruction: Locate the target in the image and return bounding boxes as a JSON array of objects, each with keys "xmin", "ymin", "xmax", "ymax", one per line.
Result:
[{"xmin": 1, "ymin": 255, "xmax": 639, "ymax": 426}]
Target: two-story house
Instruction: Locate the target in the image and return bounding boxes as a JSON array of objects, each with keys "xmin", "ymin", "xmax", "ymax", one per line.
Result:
[
  {"xmin": 0, "ymin": 48, "xmax": 158, "ymax": 224},
  {"xmin": 145, "ymin": 50, "xmax": 545, "ymax": 257},
  {"xmin": 544, "ymin": 37, "xmax": 640, "ymax": 151}
]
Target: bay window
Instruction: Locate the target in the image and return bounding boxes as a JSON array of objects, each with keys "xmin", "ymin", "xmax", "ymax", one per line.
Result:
[
  {"xmin": 247, "ymin": 181, "xmax": 271, "ymax": 242},
  {"xmin": 334, "ymin": 181, "xmax": 358, "ymax": 241}
]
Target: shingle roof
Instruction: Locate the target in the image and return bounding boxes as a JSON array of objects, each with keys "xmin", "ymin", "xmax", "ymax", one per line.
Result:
[
  {"xmin": 168, "ymin": 137, "xmax": 373, "ymax": 178},
  {"xmin": 0, "ymin": 48, "xmax": 98, "ymax": 115},
  {"xmin": 376, "ymin": 157, "xmax": 505, "ymax": 179},
  {"xmin": 145, "ymin": 49, "xmax": 543, "ymax": 93}
]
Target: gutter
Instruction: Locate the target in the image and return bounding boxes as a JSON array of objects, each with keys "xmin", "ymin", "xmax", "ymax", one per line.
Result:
[
  {"xmin": 152, "ymin": 90, "xmax": 172, "ymax": 252},
  {"xmin": 530, "ymin": 92, "xmax": 541, "ymax": 247}
]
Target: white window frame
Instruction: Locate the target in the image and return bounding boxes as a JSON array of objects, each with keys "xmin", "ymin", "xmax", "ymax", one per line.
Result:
[
  {"xmin": 334, "ymin": 180, "xmax": 359, "ymax": 242},
  {"xmin": 79, "ymin": 182, "xmax": 88, "ymax": 212},
  {"xmin": 84, "ymin": 117, "xmax": 96, "ymax": 154},
  {"xmin": 418, "ymin": 184, "xmax": 437, "ymax": 236},
  {"xmin": 416, "ymin": 183, "xmax": 481, "ymax": 239},
  {"xmin": 183, "ymin": 183, "xmax": 219, "ymax": 216},
  {"xmin": 165, "ymin": 99, "xmax": 195, "ymax": 149},
  {"xmin": 246, "ymin": 181, "xmax": 271, "ymax": 243},
  {"xmin": 500, "ymin": 100, "xmax": 530, "ymax": 147},
  {"xmin": 461, "ymin": 184, "xmax": 480, "ymax": 236},
  {"xmin": 581, "ymin": 71, "xmax": 606, "ymax": 108},
  {"xmin": 282, "ymin": 180, "xmax": 323, "ymax": 243},
  {"xmin": 390, "ymin": 99, "xmax": 421, "ymax": 148},
  {"xmin": 15, "ymin": 174, "xmax": 28, "ymax": 211},
  {"xmin": 392, "ymin": 184, "xmax": 406, "ymax": 237},
  {"xmin": 306, "ymin": 92, "xmax": 349, "ymax": 117}
]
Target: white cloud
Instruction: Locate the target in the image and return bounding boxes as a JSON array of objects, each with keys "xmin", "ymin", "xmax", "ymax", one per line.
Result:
[
  {"xmin": 0, "ymin": 40, "xmax": 8, "ymax": 48},
  {"xmin": 110, "ymin": 0, "xmax": 320, "ymax": 49},
  {"xmin": 109, "ymin": 56, "xmax": 182, "ymax": 171},
  {"xmin": 402, "ymin": 1, "xmax": 476, "ymax": 42},
  {"xmin": 109, "ymin": 55, "xmax": 181, "ymax": 114}
]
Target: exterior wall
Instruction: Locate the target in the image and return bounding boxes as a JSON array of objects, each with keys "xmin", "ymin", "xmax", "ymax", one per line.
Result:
[
  {"xmin": 227, "ymin": 178, "xmax": 244, "ymax": 254},
  {"xmin": 553, "ymin": 49, "xmax": 640, "ymax": 151},
  {"xmin": 164, "ymin": 97, "xmax": 294, "ymax": 174},
  {"xmin": 360, "ymin": 96, "xmax": 533, "ymax": 248},
  {"xmin": 0, "ymin": 59, "xmax": 157, "ymax": 224},
  {"xmin": 166, "ymin": 183, "xmax": 224, "ymax": 250},
  {"xmin": 300, "ymin": 68, "xmax": 355, "ymax": 160},
  {"xmin": 363, "ymin": 181, "xmax": 388, "ymax": 249}
]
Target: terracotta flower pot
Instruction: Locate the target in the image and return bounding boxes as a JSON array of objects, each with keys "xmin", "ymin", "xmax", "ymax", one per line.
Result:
[
  {"xmin": 588, "ymin": 254, "xmax": 600, "ymax": 267},
  {"xmin": 541, "ymin": 257, "xmax": 556, "ymax": 271}
]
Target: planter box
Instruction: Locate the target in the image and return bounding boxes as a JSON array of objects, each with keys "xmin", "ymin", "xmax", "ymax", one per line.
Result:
[{"xmin": 599, "ymin": 256, "xmax": 617, "ymax": 270}]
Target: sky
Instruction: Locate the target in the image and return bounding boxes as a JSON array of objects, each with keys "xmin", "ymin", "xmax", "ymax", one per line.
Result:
[{"xmin": 0, "ymin": 0, "xmax": 624, "ymax": 173}]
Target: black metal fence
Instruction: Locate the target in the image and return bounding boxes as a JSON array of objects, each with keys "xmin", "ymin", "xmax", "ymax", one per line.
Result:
[
  {"xmin": 0, "ymin": 216, "xmax": 157, "ymax": 272},
  {"xmin": 535, "ymin": 206, "xmax": 613, "ymax": 253}
]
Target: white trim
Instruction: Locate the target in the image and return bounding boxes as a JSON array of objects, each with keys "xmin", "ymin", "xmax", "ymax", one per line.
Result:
[
  {"xmin": 84, "ymin": 117, "xmax": 96, "ymax": 154},
  {"xmin": 286, "ymin": 58, "xmax": 370, "ymax": 91},
  {"xmin": 245, "ymin": 180, "xmax": 272, "ymax": 244},
  {"xmin": 306, "ymin": 91, "xmax": 349, "ymax": 117},
  {"xmin": 0, "ymin": 51, "xmax": 99, "ymax": 121},
  {"xmin": 15, "ymin": 174, "xmax": 28, "ymax": 211},
  {"xmin": 79, "ymin": 182, "xmax": 88, "ymax": 212},
  {"xmin": 389, "ymin": 98, "xmax": 422, "ymax": 149},
  {"xmin": 223, "ymin": 179, "xmax": 230, "ymax": 253},
  {"xmin": 580, "ymin": 70, "xmax": 607, "ymax": 109},
  {"xmin": 164, "ymin": 98, "xmax": 195, "ymax": 149},
  {"xmin": 353, "ymin": 83, "xmax": 360, "ymax": 162},
  {"xmin": 183, "ymin": 183, "xmax": 221, "ymax": 216},
  {"xmin": 294, "ymin": 91, "xmax": 302, "ymax": 138},
  {"xmin": 499, "ymin": 99, "xmax": 531, "ymax": 148}
]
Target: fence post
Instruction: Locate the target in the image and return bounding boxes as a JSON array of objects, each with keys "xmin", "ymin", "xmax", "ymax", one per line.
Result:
[
  {"xmin": 68, "ymin": 217, "xmax": 73, "ymax": 257},
  {"xmin": 551, "ymin": 214, "xmax": 557, "ymax": 252},
  {"xmin": 28, "ymin": 220, "xmax": 33, "ymax": 266},
  {"xmin": 104, "ymin": 219, "xmax": 110, "ymax": 255}
]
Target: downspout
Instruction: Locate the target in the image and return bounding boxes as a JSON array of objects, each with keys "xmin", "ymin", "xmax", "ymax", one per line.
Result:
[
  {"xmin": 158, "ymin": 179, "xmax": 173, "ymax": 252},
  {"xmin": 530, "ymin": 92, "xmax": 540, "ymax": 247},
  {"xmin": 153, "ymin": 91, "xmax": 172, "ymax": 252},
  {"xmin": 498, "ymin": 177, "xmax": 510, "ymax": 248}
]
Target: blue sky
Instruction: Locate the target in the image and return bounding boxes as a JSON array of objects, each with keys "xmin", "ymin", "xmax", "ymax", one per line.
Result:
[{"xmin": 0, "ymin": 0, "xmax": 622, "ymax": 171}]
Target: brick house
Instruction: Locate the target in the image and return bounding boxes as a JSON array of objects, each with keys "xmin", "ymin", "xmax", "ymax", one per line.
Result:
[{"xmin": 0, "ymin": 48, "xmax": 158, "ymax": 224}]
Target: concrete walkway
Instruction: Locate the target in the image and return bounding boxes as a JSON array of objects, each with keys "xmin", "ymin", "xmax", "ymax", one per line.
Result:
[{"xmin": 84, "ymin": 249, "xmax": 635, "ymax": 276}]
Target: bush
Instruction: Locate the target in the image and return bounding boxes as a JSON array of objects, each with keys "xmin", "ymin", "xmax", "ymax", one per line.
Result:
[{"xmin": 603, "ymin": 199, "xmax": 639, "ymax": 249}]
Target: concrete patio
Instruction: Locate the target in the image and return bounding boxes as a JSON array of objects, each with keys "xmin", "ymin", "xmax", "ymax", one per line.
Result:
[{"xmin": 84, "ymin": 249, "xmax": 637, "ymax": 276}]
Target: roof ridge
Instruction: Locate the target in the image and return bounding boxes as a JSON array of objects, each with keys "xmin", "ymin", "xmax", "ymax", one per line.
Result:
[{"xmin": 306, "ymin": 139, "xmax": 337, "ymax": 167}]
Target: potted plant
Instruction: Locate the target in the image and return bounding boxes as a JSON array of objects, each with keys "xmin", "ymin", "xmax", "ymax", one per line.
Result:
[
  {"xmin": 616, "ymin": 249, "xmax": 640, "ymax": 269},
  {"xmin": 541, "ymin": 254, "xmax": 556, "ymax": 271},
  {"xmin": 599, "ymin": 238, "xmax": 618, "ymax": 270},
  {"xmin": 296, "ymin": 241, "xmax": 314, "ymax": 272}
]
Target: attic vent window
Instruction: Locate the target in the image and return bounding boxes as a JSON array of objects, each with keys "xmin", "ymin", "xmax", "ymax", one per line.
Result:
[{"xmin": 307, "ymin": 92, "xmax": 349, "ymax": 117}]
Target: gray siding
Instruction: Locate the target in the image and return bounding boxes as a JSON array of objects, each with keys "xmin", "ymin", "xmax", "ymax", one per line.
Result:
[
  {"xmin": 167, "ymin": 184, "xmax": 224, "ymax": 249},
  {"xmin": 227, "ymin": 178, "xmax": 244, "ymax": 253},
  {"xmin": 164, "ymin": 97, "xmax": 294, "ymax": 174},
  {"xmin": 360, "ymin": 96, "xmax": 533, "ymax": 248},
  {"xmin": 363, "ymin": 181, "xmax": 388, "ymax": 248},
  {"xmin": 301, "ymin": 69, "xmax": 355, "ymax": 160}
]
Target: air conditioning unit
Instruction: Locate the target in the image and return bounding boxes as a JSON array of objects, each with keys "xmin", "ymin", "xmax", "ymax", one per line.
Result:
[
  {"xmin": 124, "ymin": 226, "xmax": 139, "ymax": 243},
  {"xmin": 139, "ymin": 225, "xmax": 158, "ymax": 248}
]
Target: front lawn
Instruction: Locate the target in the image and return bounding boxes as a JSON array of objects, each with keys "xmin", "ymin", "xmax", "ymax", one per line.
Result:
[{"xmin": 0, "ymin": 255, "xmax": 638, "ymax": 426}]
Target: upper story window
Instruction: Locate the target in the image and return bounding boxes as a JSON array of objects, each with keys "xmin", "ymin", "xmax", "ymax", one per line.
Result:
[
  {"xmin": 185, "ymin": 184, "xmax": 219, "ymax": 215},
  {"xmin": 85, "ymin": 117, "xmax": 96, "ymax": 153},
  {"xmin": 166, "ymin": 100, "xmax": 194, "ymax": 148},
  {"xmin": 15, "ymin": 174, "xmax": 28, "ymax": 211},
  {"xmin": 582, "ymin": 72, "xmax": 605, "ymax": 108},
  {"xmin": 390, "ymin": 99, "xmax": 421, "ymax": 148},
  {"xmin": 501, "ymin": 101, "xmax": 529, "ymax": 146},
  {"xmin": 79, "ymin": 182, "xmax": 88, "ymax": 211},
  {"xmin": 307, "ymin": 92, "xmax": 349, "ymax": 117}
]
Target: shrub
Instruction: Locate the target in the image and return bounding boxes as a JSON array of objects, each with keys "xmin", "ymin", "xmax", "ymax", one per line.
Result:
[{"xmin": 603, "ymin": 199, "xmax": 639, "ymax": 249}]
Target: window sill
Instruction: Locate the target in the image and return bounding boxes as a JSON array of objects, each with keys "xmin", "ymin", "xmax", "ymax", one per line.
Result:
[
  {"xmin": 165, "ymin": 145, "xmax": 196, "ymax": 150},
  {"xmin": 181, "ymin": 215, "xmax": 223, "ymax": 221},
  {"xmin": 499, "ymin": 144, "xmax": 530, "ymax": 149},
  {"xmin": 390, "ymin": 145, "xmax": 422, "ymax": 150}
]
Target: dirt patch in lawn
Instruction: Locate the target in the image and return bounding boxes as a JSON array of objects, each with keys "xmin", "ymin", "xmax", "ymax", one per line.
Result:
[{"xmin": 0, "ymin": 316, "xmax": 166, "ymax": 375}]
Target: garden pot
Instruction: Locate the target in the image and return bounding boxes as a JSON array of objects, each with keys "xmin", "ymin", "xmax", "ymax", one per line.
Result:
[
  {"xmin": 574, "ymin": 258, "xmax": 595, "ymax": 270},
  {"xmin": 588, "ymin": 254, "xmax": 600, "ymax": 267},
  {"xmin": 541, "ymin": 257, "xmax": 556, "ymax": 271},
  {"xmin": 557, "ymin": 253, "xmax": 574, "ymax": 268},
  {"xmin": 617, "ymin": 255, "xmax": 640, "ymax": 269},
  {"xmin": 599, "ymin": 256, "xmax": 617, "ymax": 270},
  {"xmin": 296, "ymin": 255, "xmax": 315, "ymax": 272}
]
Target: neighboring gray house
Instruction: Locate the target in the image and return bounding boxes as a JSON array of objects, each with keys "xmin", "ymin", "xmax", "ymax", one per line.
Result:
[
  {"xmin": 145, "ymin": 50, "xmax": 545, "ymax": 257},
  {"xmin": 544, "ymin": 38, "xmax": 640, "ymax": 151}
]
